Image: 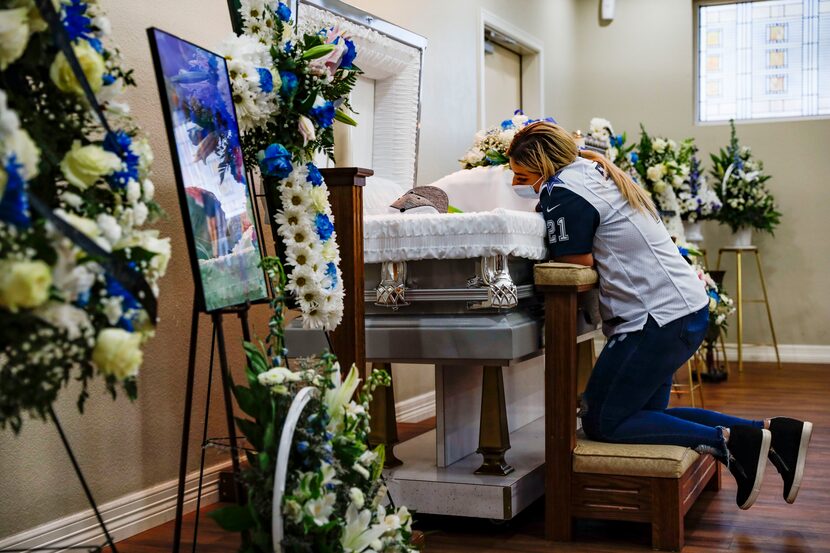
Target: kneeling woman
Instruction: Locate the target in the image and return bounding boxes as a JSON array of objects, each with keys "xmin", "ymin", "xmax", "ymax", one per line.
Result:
[{"xmin": 507, "ymin": 122, "xmax": 812, "ymax": 510}]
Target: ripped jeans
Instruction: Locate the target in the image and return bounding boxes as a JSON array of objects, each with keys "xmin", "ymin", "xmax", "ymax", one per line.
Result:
[{"xmin": 581, "ymin": 306, "xmax": 763, "ymax": 453}]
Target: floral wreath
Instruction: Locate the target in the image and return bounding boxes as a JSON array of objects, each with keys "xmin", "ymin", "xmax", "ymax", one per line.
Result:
[
  {"xmin": 217, "ymin": 0, "xmax": 360, "ymax": 330},
  {"xmin": 0, "ymin": 0, "xmax": 168, "ymax": 432}
]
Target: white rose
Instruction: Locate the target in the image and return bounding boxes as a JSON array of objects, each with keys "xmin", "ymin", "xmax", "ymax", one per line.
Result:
[
  {"xmin": 653, "ymin": 180, "xmax": 667, "ymax": 194},
  {"xmin": 50, "ymin": 40, "xmax": 106, "ymax": 96},
  {"xmin": 0, "ymin": 8, "xmax": 31, "ymax": 71},
  {"xmin": 92, "ymin": 328, "xmax": 143, "ymax": 380},
  {"xmin": 142, "ymin": 179, "xmax": 155, "ymax": 202},
  {"xmin": 653, "ymin": 138, "xmax": 667, "ymax": 153},
  {"xmin": 0, "ymin": 259, "xmax": 52, "ymax": 312},
  {"xmin": 60, "ymin": 140, "xmax": 122, "ymax": 190}
]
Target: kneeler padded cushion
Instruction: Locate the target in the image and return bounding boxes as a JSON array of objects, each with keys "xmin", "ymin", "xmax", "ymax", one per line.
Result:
[
  {"xmin": 534, "ymin": 262, "xmax": 599, "ymax": 287},
  {"xmin": 574, "ymin": 435, "xmax": 700, "ymax": 479}
]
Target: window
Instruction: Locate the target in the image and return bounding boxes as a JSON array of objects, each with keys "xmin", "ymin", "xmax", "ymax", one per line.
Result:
[{"xmin": 696, "ymin": 0, "xmax": 830, "ymax": 122}]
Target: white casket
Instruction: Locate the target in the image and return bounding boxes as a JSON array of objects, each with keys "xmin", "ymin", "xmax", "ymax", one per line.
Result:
[{"xmin": 284, "ymin": 0, "xmax": 600, "ymax": 521}]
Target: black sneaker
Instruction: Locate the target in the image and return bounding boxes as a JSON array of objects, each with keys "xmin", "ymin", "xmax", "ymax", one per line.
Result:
[
  {"xmin": 768, "ymin": 417, "xmax": 813, "ymax": 504},
  {"xmin": 726, "ymin": 425, "xmax": 772, "ymax": 510}
]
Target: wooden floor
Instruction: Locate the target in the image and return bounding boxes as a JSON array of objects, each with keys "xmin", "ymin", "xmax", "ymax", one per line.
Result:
[{"xmin": 115, "ymin": 362, "xmax": 829, "ymax": 552}]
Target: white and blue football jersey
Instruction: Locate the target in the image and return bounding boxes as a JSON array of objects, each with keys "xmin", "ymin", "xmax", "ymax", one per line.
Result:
[{"xmin": 539, "ymin": 157, "xmax": 708, "ymax": 336}]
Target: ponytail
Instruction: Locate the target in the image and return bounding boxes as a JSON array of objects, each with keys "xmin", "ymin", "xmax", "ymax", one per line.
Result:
[
  {"xmin": 577, "ymin": 150, "xmax": 658, "ymax": 218},
  {"xmin": 508, "ymin": 121, "xmax": 658, "ymax": 218}
]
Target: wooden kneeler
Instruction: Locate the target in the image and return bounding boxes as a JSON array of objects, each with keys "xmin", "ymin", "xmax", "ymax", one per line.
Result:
[{"xmin": 535, "ymin": 263, "xmax": 721, "ymax": 551}]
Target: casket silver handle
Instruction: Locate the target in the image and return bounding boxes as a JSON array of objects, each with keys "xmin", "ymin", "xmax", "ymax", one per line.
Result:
[
  {"xmin": 375, "ymin": 260, "xmax": 410, "ymax": 310},
  {"xmin": 468, "ymin": 255, "xmax": 518, "ymax": 310}
]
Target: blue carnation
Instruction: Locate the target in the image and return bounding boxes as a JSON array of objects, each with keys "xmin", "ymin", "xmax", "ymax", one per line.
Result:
[
  {"xmin": 340, "ymin": 38, "xmax": 357, "ymax": 69},
  {"xmin": 102, "ymin": 73, "xmax": 116, "ymax": 86},
  {"xmin": 315, "ymin": 213, "xmax": 334, "ymax": 241},
  {"xmin": 279, "ymin": 71, "xmax": 298, "ymax": 97},
  {"xmin": 276, "ymin": 1, "xmax": 292, "ymax": 22},
  {"xmin": 0, "ymin": 156, "xmax": 31, "ymax": 229},
  {"xmin": 611, "ymin": 134, "xmax": 623, "ymax": 148},
  {"xmin": 256, "ymin": 67, "xmax": 273, "ymax": 93},
  {"xmin": 629, "ymin": 151, "xmax": 639, "ymax": 164},
  {"xmin": 325, "ymin": 262, "xmax": 338, "ymax": 289},
  {"xmin": 105, "ymin": 274, "xmax": 141, "ymax": 332},
  {"xmin": 310, "ymin": 100, "xmax": 335, "ymax": 128},
  {"xmin": 104, "ymin": 130, "xmax": 140, "ymax": 189},
  {"xmin": 305, "ymin": 162, "xmax": 323, "ymax": 186},
  {"xmin": 258, "ymin": 143, "xmax": 293, "ymax": 179},
  {"xmin": 500, "ymin": 119, "xmax": 514, "ymax": 130}
]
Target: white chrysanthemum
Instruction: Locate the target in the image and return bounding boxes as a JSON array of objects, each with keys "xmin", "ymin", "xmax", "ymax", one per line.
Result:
[
  {"xmin": 285, "ymin": 243, "xmax": 321, "ymax": 270},
  {"xmin": 280, "ymin": 186, "xmax": 312, "ymax": 212},
  {"xmin": 285, "ymin": 265, "xmax": 318, "ymax": 295}
]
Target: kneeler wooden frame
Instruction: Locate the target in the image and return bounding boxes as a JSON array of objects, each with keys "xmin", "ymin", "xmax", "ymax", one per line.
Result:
[{"xmin": 537, "ymin": 271, "xmax": 721, "ymax": 551}]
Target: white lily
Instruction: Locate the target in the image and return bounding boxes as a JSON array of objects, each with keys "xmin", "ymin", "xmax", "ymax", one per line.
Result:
[
  {"xmin": 340, "ymin": 503, "xmax": 387, "ymax": 553},
  {"xmin": 324, "ymin": 363, "xmax": 361, "ymax": 432}
]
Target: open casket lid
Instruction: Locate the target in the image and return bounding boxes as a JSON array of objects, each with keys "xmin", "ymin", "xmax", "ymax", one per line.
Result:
[{"xmin": 296, "ymin": 0, "xmax": 427, "ymax": 189}]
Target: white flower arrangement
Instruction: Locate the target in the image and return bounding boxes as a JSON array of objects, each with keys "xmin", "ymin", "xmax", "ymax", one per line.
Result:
[
  {"xmin": 220, "ymin": 0, "xmax": 360, "ymax": 332},
  {"xmin": 276, "ymin": 163, "xmax": 344, "ymax": 330},
  {"xmin": 215, "ymin": 33, "xmax": 280, "ymax": 133},
  {"xmin": 459, "ymin": 110, "xmax": 551, "ymax": 169},
  {"xmin": 0, "ymin": 0, "xmax": 168, "ymax": 432},
  {"xmin": 710, "ymin": 121, "xmax": 781, "ymax": 234},
  {"xmin": 209, "ymin": 259, "xmax": 416, "ymax": 551}
]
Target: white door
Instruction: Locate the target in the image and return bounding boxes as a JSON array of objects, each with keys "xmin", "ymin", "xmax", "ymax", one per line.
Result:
[{"xmin": 484, "ymin": 42, "xmax": 522, "ymax": 128}]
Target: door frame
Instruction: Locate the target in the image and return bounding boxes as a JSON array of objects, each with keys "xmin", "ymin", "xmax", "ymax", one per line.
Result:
[{"xmin": 477, "ymin": 9, "xmax": 545, "ymax": 128}]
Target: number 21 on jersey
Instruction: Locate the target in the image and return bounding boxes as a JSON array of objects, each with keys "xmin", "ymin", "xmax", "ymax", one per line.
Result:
[{"xmin": 546, "ymin": 217, "xmax": 569, "ymax": 244}]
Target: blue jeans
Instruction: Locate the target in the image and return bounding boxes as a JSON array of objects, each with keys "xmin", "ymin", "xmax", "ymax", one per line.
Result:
[{"xmin": 581, "ymin": 306, "xmax": 763, "ymax": 452}]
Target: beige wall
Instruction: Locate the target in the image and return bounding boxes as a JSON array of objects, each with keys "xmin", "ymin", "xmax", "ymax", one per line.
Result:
[{"xmin": 565, "ymin": 0, "xmax": 830, "ymax": 346}]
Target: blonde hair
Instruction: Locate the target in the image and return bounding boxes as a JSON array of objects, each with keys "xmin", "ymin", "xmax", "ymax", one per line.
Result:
[{"xmin": 507, "ymin": 122, "xmax": 657, "ymax": 217}]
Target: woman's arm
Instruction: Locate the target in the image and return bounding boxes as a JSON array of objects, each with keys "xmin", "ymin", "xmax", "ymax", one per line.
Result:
[{"xmin": 554, "ymin": 253, "xmax": 594, "ymax": 267}]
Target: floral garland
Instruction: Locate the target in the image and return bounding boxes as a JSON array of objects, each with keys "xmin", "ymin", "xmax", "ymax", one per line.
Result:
[
  {"xmin": 0, "ymin": 0, "xmax": 168, "ymax": 433},
  {"xmin": 209, "ymin": 259, "xmax": 414, "ymax": 553},
  {"xmin": 218, "ymin": 0, "xmax": 360, "ymax": 331},
  {"xmin": 459, "ymin": 110, "xmax": 556, "ymax": 169},
  {"xmin": 710, "ymin": 120, "xmax": 781, "ymax": 234}
]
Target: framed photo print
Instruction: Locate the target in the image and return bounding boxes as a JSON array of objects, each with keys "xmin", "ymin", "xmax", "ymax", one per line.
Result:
[{"xmin": 148, "ymin": 28, "xmax": 269, "ymax": 313}]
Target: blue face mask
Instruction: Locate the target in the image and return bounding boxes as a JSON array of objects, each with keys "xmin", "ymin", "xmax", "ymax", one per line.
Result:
[{"xmin": 513, "ymin": 175, "xmax": 544, "ymax": 199}]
